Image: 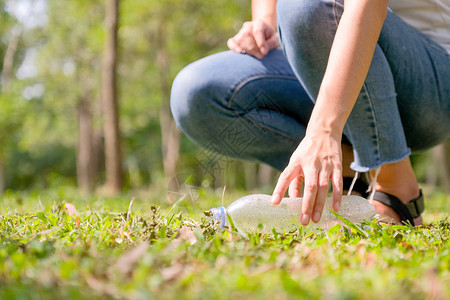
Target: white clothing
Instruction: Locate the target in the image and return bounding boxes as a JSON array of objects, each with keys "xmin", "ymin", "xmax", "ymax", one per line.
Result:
[{"xmin": 389, "ymin": 0, "xmax": 450, "ymax": 53}]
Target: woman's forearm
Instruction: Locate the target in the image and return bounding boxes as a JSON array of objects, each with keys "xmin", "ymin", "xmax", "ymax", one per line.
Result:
[
  {"xmin": 252, "ymin": 0, "xmax": 277, "ymax": 28},
  {"xmin": 307, "ymin": 0, "xmax": 389, "ymax": 138}
]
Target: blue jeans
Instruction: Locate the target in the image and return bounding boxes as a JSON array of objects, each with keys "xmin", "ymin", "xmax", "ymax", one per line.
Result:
[{"xmin": 171, "ymin": 0, "xmax": 450, "ymax": 172}]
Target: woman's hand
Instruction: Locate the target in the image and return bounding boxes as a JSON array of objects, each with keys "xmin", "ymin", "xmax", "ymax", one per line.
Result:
[
  {"xmin": 271, "ymin": 0, "xmax": 388, "ymax": 226},
  {"xmin": 271, "ymin": 131, "xmax": 343, "ymax": 226},
  {"xmin": 227, "ymin": 19, "xmax": 279, "ymax": 59}
]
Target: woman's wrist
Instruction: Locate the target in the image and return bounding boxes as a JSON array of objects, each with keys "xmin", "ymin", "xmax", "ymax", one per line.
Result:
[
  {"xmin": 252, "ymin": 15, "xmax": 276, "ymax": 29},
  {"xmin": 305, "ymin": 127, "xmax": 343, "ymax": 145},
  {"xmin": 306, "ymin": 105, "xmax": 346, "ymax": 140}
]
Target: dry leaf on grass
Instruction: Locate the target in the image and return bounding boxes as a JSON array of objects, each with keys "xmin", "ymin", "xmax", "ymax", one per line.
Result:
[
  {"xmin": 86, "ymin": 275, "xmax": 119, "ymax": 297},
  {"xmin": 177, "ymin": 226, "xmax": 198, "ymax": 245},
  {"xmin": 425, "ymin": 268, "xmax": 446, "ymax": 300},
  {"xmin": 64, "ymin": 203, "xmax": 77, "ymax": 216},
  {"xmin": 162, "ymin": 263, "xmax": 185, "ymax": 282},
  {"xmin": 115, "ymin": 242, "xmax": 150, "ymax": 275}
]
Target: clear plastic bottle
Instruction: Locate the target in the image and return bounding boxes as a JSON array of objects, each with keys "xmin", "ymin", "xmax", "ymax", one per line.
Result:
[{"xmin": 209, "ymin": 194, "xmax": 376, "ymax": 233}]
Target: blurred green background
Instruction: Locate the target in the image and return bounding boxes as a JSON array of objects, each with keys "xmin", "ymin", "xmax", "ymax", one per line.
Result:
[{"xmin": 0, "ymin": 0, "xmax": 449, "ymax": 199}]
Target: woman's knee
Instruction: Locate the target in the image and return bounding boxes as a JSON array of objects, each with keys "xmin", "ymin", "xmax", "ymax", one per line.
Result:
[
  {"xmin": 171, "ymin": 52, "xmax": 242, "ymax": 149},
  {"xmin": 170, "ymin": 60, "xmax": 216, "ymax": 136},
  {"xmin": 276, "ymin": 0, "xmax": 343, "ymax": 98},
  {"xmin": 277, "ymin": 0, "xmax": 342, "ymax": 46}
]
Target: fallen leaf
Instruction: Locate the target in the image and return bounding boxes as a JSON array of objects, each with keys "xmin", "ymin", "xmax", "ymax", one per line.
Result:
[
  {"xmin": 400, "ymin": 241, "xmax": 414, "ymax": 250},
  {"xmin": 162, "ymin": 263, "xmax": 184, "ymax": 282},
  {"xmin": 64, "ymin": 203, "xmax": 77, "ymax": 216},
  {"xmin": 245, "ymin": 265, "xmax": 275, "ymax": 277},
  {"xmin": 86, "ymin": 275, "xmax": 104, "ymax": 292},
  {"xmin": 86, "ymin": 276, "xmax": 119, "ymax": 297},
  {"xmin": 365, "ymin": 251, "xmax": 377, "ymax": 268},
  {"xmin": 115, "ymin": 242, "xmax": 150, "ymax": 275},
  {"xmin": 214, "ymin": 255, "xmax": 228, "ymax": 269},
  {"xmin": 177, "ymin": 226, "xmax": 197, "ymax": 245},
  {"xmin": 425, "ymin": 268, "xmax": 445, "ymax": 300}
]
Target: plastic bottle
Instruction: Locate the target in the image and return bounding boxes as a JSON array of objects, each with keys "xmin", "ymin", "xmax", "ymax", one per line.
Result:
[{"xmin": 209, "ymin": 194, "xmax": 376, "ymax": 233}]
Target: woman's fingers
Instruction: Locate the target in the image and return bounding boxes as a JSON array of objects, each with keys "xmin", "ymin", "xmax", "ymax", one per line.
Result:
[
  {"xmin": 300, "ymin": 168, "xmax": 319, "ymax": 226},
  {"xmin": 271, "ymin": 167, "xmax": 296, "ymax": 205},
  {"xmin": 227, "ymin": 38, "xmax": 242, "ymax": 53},
  {"xmin": 228, "ymin": 36, "xmax": 261, "ymax": 58},
  {"xmin": 331, "ymin": 168, "xmax": 343, "ymax": 211},
  {"xmin": 312, "ymin": 166, "xmax": 332, "ymax": 223},
  {"xmin": 227, "ymin": 20, "xmax": 277, "ymax": 59},
  {"xmin": 272, "ymin": 134, "xmax": 343, "ymax": 226},
  {"xmin": 228, "ymin": 22, "xmax": 259, "ymax": 57},
  {"xmin": 288, "ymin": 175, "xmax": 303, "ymax": 198},
  {"xmin": 252, "ymin": 20, "xmax": 269, "ymax": 56},
  {"xmin": 273, "ymin": 163, "xmax": 341, "ymax": 225},
  {"xmin": 265, "ymin": 31, "xmax": 280, "ymax": 51}
]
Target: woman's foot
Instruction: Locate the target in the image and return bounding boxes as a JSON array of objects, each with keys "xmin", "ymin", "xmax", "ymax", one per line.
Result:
[{"xmin": 369, "ymin": 158, "xmax": 423, "ymax": 226}]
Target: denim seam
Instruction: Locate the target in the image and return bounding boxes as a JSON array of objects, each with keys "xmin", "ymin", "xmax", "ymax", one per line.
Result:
[
  {"xmin": 332, "ymin": 0, "xmax": 344, "ymax": 26},
  {"xmin": 227, "ymin": 74, "xmax": 299, "ymax": 109},
  {"xmin": 332, "ymin": 0, "xmax": 337, "ymax": 27},
  {"xmin": 242, "ymin": 114, "xmax": 300, "ymax": 144},
  {"xmin": 425, "ymin": 49, "xmax": 443, "ymax": 101},
  {"xmin": 332, "ymin": 0, "xmax": 338, "ymax": 27},
  {"xmin": 388, "ymin": 10, "xmax": 449, "ymax": 57},
  {"xmin": 361, "ymin": 82, "xmax": 382, "ymax": 164},
  {"xmin": 411, "ymin": 28, "xmax": 450, "ymax": 57}
]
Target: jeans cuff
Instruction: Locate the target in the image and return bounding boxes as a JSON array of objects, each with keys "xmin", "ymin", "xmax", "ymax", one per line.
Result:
[{"xmin": 350, "ymin": 148, "xmax": 412, "ymax": 172}]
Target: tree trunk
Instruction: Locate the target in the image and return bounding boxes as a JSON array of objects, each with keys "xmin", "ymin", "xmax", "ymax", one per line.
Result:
[
  {"xmin": 433, "ymin": 143, "xmax": 450, "ymax": 190},
  {"xmin": 244, "ymin": 162, "xmax": 258, "ymax": 191},
  {"xmin": 258, "ymin": 163, "xmax": 274, "ymax": 187},
  {"xmin": 0, "ymin": 28, "xmax": 21, "ymax": 194},
  {"xmin": 159, "ymin": 103, "xmax": 181, "ymax": 193},
  {"xmin": 155, "ymin": 21, "xmax": 181, "ymax": 198},
  {"xmin": 91, "ymin": 130, "xmax": 103, "ymax": 187},
  {"xmin": 1, "ymin": 28, "xmax": 20, "ymax": 89},
  {"xmin": 0, "ymin": 161, "xmax": 4, "ymax": 194},
  {"xmin": 77, "ymin": 99, "xmax": 95, "ymax": 193},
  {"xmin": 102, "ymin": 0, "xmax": 123, "ymax": 194}
]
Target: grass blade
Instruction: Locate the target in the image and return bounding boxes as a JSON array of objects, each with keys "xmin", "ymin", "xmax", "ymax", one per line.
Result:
[{"xmin": 329, "ymin": 209, "xmax": 368, "ymax": 238}]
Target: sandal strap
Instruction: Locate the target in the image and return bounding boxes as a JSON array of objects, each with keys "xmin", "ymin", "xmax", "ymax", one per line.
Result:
[
  {"xmin": 372, "ymin": 190, "xmax": 424, "ymax": 226},
  {"xmin": 406, "ymin": 190, "xmax": 425, "ymax": 219},
  {"xmin": 343, "ymin": 177, "xmax": 369, "ymax": 198}
]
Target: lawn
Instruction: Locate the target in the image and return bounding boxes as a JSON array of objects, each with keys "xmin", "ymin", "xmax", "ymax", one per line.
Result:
[{"xmin": 0, "ymin": 186, "xmax": 449, "ymax": 299}]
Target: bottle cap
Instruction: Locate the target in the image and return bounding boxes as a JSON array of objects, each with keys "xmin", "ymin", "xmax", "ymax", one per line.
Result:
[{"xmin": 209, "ymin": 206, "xmax": 227, "ymax": 226}]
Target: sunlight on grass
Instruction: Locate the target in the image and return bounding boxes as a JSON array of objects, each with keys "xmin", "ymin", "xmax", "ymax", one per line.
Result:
[{"xmin": 0, "ymin": 187, "xmax": 449, "ymax": 299}]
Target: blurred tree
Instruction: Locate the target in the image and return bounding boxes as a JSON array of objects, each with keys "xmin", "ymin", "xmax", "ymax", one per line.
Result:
[
  {"xmin": 119, "ymin": 0, "xmax": 251, "ymax": 195},
  {"xmin": 152, "ymin": 1, "xmax": 182, "ymax": 197},
  {"xmin": 1, "ymin": 0, "xmax": 447, "ymax": 194},
  {"xmin": 1, "ymin": 0, "xmax": 290, "ymax": 193},
  {"xmin": 33, "ymin": 0, "xmax": 105, "ymax": 192},
  {"xmin": 102, "ymin": 0, "xmax": 123, "ymax": 194},
  {"xmin": 427, "ymin": 143, "xmax": 450, "ymax": 191},
  {"xmin": 0, "ymin": 3, "xmax": 23, "ymax": 193},
  {"xmin": 0, "ymin": 30, "xmax": 20, "ymax": 193}
]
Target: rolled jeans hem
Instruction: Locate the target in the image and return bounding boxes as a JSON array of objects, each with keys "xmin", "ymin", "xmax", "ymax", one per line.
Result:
[{"xmin": 350, "ymin": 148, "xmax": 412, "ymax": 172}]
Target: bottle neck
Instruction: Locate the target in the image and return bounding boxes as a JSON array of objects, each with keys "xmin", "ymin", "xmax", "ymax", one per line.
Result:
[{"xmin": 209, "ymin": 206, "xmax": 227, "ymax": 226}]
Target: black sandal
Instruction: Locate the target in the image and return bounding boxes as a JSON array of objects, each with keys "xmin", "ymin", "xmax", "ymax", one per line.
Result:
[
  {"xmin": 343, "ymin": 176, "xmax": 369, "ymax": 198},
  {"xmin": 370, "ymin": 190, "xmax": 425, "ymax": 226}
]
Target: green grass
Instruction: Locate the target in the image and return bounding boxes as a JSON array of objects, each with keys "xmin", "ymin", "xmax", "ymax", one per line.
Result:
[{"xmin": 0, "ymin": 187, "xmax": 449, "ymax": 299}]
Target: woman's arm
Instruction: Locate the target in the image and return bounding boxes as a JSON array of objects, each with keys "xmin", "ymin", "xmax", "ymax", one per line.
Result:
[
  {"xmin": 252, "ymin": 0, "xmax": 277, "ymax": 28},
  {"xmin": 272, "ymin": 0, "xmax": 389, "ymax": 226},
  {"xmin": 227, "ymin": 0, "xmax": 279, "ymax": 59},
  {"xmin": 311, "ymin": 0, "xmax": 388, "ymax": 135}
]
